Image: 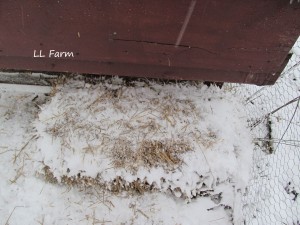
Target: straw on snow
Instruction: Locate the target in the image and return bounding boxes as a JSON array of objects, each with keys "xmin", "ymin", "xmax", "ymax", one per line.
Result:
[{"xmin": 34, "ymin": 77, "xmax": 253, "ymax": 201}]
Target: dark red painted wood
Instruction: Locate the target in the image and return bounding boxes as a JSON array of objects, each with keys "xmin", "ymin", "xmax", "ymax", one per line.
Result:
[{"xmin": 0, "ymin": 0, "xmax": 299, "ymax": 85}]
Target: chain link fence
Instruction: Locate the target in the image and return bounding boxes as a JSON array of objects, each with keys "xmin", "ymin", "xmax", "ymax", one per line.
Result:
[{"xmin": 230, "ymin": 37, "xmax": 300, "ymax": 224}]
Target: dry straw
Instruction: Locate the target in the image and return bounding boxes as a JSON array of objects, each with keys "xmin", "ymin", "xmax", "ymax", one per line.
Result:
[{"xmin": 39, "ymin": 77, "xmax": 220, "ymax": 198}]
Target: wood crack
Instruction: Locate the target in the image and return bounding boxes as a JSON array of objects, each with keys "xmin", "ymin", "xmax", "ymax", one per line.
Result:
[{"xmin": 110, "ymin": 38, "xmax": 217, "ymax": 55}]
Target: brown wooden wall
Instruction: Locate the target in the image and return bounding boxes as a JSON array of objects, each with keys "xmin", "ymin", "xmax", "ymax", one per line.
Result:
[{"xmin": 0, "ymin": 0, "xmax": 299, "ymax": 85}]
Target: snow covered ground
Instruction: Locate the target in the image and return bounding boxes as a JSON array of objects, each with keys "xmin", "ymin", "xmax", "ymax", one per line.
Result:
[
  {"xmin": 238, "ymin": 40, "xmax": 300, "ymax": 225},
  {"xmin": 0, "ymin": 77, "xmax": 253, "ymax": 225}
]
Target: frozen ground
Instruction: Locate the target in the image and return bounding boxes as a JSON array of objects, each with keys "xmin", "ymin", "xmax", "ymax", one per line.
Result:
[{"xmin": 0, "ymin": 77, "xmax": 253, "ymax": 225}]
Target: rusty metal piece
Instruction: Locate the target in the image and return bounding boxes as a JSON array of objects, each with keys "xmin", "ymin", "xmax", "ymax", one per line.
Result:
[{"xmin": 0, "ymin": 0, "xmax": 299, "ymax": 85}]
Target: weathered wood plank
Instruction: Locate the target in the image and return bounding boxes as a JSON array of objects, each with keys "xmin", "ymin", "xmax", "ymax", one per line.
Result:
[{"xmin": 0, "ymin": 0, "xmax": 299, "ymax": 85}]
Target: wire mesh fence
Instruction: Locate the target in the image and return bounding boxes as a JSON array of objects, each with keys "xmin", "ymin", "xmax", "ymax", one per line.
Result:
[{"xmin": 232, "ymin": 37, "xmax": 300, "ymax": 224}]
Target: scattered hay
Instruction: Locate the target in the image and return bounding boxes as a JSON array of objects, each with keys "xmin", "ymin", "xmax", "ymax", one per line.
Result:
[
  {"xmin": 35, "ymin": 76, "xmax": 252, "ymax": 202},
  {"xmin": 41, "ymin": 165, "xmax": 218, "ymax": 199},
  {"xmin": 37, "ymin": 79, "xmax": 213, "ymax": 198},
  {"xmin": 43, "ymin": 165, "xmax": 58, "ymax": 184},
  {"xmin": 110, "ymin": 139, "xmax": 136, "ymax": 170},
  {"xmin": 109, "ymin": 139, "xmax": 192, "ymax": 171},
  {"xmin": 42, "ymin": 165, "xmax": 156, "ymax": 194},
  {"xmin": 13, "ymin": 135, "xmax": 38, "ymax": 164},
  {"xmin": 136, "ymin": 140, "xmax": 191, "ymax": 169}
]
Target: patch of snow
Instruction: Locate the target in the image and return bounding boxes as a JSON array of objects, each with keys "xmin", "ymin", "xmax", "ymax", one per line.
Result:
[
  {"xmin": 0, "ymin": 77, "xmax": 254, "ymax": 225},
  {"xmin": 33, "ymin": 79, "xmax": 253, "ymax": 199}
]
